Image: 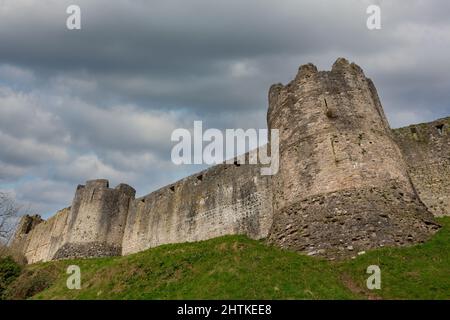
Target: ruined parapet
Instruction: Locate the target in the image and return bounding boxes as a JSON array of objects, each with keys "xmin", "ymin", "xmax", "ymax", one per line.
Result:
[
  {"xmin": 267, "ymin": 58, "xmax": 439, "ymax": 259},
  {"xmin": 9, "ymin": 214, "xmax": 44, "ymax": 259},
  {"xmin": 13, "ymin": 214, "xmax": 44, "ymax": 238},
  {"xmin": 9, "ymin": 209, "xmax": 70, "ymax": 264},
  {"xmin": 53, "ymin": 179, "xmax": 136, "ymax": 260},
  {"xmin": 24, "ymin": 208, "xmax": 70, "ymax": 263},
  {"xmin": 393, "ymin": 117, "xmax": 450, "ymax": 216}
]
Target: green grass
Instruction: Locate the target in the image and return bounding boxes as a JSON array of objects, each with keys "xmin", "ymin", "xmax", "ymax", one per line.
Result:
[{"xmin": 4, "ymin": 217, "xmax": 450, "ymax": 300}]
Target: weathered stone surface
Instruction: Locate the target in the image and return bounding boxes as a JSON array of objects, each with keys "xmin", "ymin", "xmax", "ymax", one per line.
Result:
[
  {"xmin": 393, "ymin": 117, "xmax": 450, "ymax": 217},
  {"xmin": 10, "ymin": 58, "xmax": 448, "ymax": 263},
  {"xmin": 63, "ymin": 179, "xmax": 135, "ymax": 251}
]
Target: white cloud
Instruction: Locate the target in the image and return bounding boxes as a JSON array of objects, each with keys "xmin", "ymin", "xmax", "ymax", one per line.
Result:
[
  {"xmin": 229, "ymin": 61, "xmax": 259, "ymax": 78},
  {"xmin": 0, "ymin": 161, "xmax": 27, "ymax": 181},
  {"xmin": 0, "ymin": 131, "xmax": 68, "ymax": 166},
  {"xmin": 14, "ymin": 179, "xmax": 75, "ymax": 217},
  {"xmin": 52, "ymin": 154, "xmax": 134, "ymax": 185},
  {"xmin": 0, "ymin": 86, "xmax": 69, "ymax": 143},
  {"xmin": 0, "ymin": 64, "xmax": 34, "ymax": 83}
]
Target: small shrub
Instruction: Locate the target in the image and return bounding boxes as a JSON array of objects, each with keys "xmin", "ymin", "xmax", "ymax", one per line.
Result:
[
  {"xmin": 0, "ymin": 256, "xmax": 22, "ymax": 299},
  {"xmin": 4, "ymin": 267, "xmax": 58, "ymax": 300}
]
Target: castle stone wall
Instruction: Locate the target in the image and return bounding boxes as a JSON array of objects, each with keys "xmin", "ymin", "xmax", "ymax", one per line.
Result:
[
  {"xmin": 122, "ymin": 155, "xmax": 273, "ymax": 255},
  {"xmin": 12, "ymin": 156, "xmax": 273, "ymax": 263},
  {"xmin": 10, "ymin": 58, "xmax": 447, "ymax": 264},
  {"xmin": 393, "ymin": 117, "xmax": 450, "ymax": 217}
]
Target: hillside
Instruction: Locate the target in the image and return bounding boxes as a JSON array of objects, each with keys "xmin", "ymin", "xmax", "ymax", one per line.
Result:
[{"xmin": 2, "ymin": 217, "xmax": 449, "ymax": 300}]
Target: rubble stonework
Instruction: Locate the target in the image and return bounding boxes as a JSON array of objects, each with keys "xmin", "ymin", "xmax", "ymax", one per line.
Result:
[{"xmin": 10, "ymin": 59, "xmax": 447, "ymax": 263}]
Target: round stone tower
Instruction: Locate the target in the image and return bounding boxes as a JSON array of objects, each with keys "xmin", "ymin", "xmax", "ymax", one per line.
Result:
[{"xmin": 267, "ymin": 58, "xmax": 439, "ymax": 258}]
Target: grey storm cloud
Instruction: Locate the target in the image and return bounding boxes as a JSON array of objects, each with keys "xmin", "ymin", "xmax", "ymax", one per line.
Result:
[{"xmin": 1, "ymin": 0, "xmax": 450, "ymax": 216}]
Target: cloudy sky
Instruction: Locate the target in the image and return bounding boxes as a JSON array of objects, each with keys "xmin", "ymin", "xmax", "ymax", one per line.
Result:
[{"xmin": 1, "ymin": 0, "xmax": 449, "ymax": 218}]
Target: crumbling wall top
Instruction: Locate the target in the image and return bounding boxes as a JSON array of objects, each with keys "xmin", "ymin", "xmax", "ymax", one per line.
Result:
[
  {"xmin": 85, "ymin": 179, "xmax": 109, "ymax": 189},
  {"xmin": 295, "ymin": 63, "xmax": 318, "ymax": 81}
]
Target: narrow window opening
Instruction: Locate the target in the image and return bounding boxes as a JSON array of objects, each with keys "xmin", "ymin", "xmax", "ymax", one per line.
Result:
[
  {"xmin": 169, "ymin": 186, "xmax": 175, "ymax": 192},
  {"xmin": 410, "ymin": 127, "xmax": 418, "ymax": 140},
  {"xmin": 324, "ymin": 98, "xmax": 337, "ymax": 118},
  {"xmin": 24, "ymin": 222, "xmax": 33, "ymax": 234},
  {"xmin": 436, "ymin": 124, "xmax": 444, "ymax": 135}
]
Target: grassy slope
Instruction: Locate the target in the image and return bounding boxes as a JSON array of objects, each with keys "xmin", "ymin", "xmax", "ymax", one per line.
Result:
[{"xmin": 8, "ymin": 217, "xmax": 450, "ymax": 300}]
